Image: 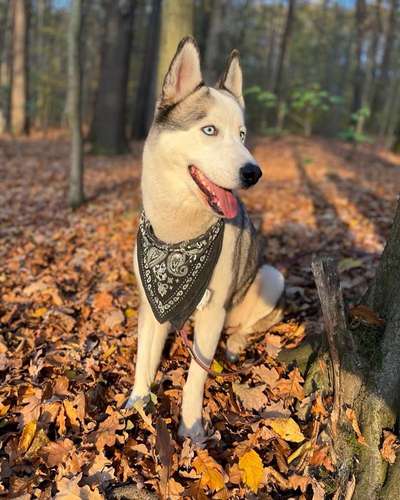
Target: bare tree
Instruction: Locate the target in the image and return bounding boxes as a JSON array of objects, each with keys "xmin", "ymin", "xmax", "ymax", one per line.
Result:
[
  {"xmin": 10, "ymin": 0, "xmax": 29, "ymax": 135},
  {"xmin": 68, "ymin": 0, "xmax": 84, "ymax": 209},
  {"xmin": 371, "ymin": 0, "xmax": 399, "ymax": 129},
  {"xmin": 90, "ymin": 0, "xmax": 135, "ymax": 154},
  {"xmin": 352, "ymin": 0, "xmax": 367, "ymax": 113},
  {"xmin": 274, "ymin": 0, "xmax": 296, "ymax": 129}
]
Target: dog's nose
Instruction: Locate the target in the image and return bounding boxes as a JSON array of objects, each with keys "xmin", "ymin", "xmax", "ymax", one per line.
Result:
[{"xmin": 240, "ymin": 162, "xmax": 262, "ymax": 188}]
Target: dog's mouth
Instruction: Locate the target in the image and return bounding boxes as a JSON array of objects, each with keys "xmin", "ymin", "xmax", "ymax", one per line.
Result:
[{"xmin": 189, "ymin": 165, "xmax": 238, "ymax": 219}]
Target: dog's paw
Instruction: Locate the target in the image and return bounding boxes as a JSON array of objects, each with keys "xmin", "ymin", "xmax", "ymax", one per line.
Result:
[
  {"xmin": 124, "ymin": 391, "xmax": 150, "ymax": 410},
  {"xmin": 178, "ymin": 419, "xmax": 206, "ymax": 444}
]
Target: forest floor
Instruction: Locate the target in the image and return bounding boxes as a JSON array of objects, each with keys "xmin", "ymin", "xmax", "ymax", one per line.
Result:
[{"xmin": 1, "ymin": 134, "xmax": 400, "ymax": 499}]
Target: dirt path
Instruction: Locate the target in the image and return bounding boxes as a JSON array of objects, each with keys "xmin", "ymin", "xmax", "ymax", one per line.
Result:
[{"xmin": 1, "ymin": 135, "xmax": 399, "ymax": 498}]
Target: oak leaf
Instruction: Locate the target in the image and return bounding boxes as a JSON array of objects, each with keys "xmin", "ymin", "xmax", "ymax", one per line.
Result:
[
  {"xmin": 193, "ymin": 449, "xmax": 226, "ymax": 492},
  {"xmin": 41, "ymin": 438, "xmax": 74, "ymax": 467},
  {"xmin": 232, "ymin": 382, "xmax": 268, "ymax": 411}
]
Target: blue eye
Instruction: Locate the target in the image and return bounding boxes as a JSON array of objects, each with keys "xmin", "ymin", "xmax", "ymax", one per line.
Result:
[{"xmin": 202, "ymin": 125, "xmax": 217, "ymax": 136}]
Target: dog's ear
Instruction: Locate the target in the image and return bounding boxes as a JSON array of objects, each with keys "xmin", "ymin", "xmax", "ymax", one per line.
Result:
[
  {"xmin": 160, "ymin": 36, "xmax": 203, "ymax": 106},
  {"xmin": 217, "ymin": 50, "xmax": 244, "ymax": 108}
]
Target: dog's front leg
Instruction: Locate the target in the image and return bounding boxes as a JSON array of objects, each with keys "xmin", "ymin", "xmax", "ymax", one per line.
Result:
[
  {"xmin": 126, "ymin": 301, "xmax": 169, "ymax": 408},
  {"xmin": 179, "ymin": 305, "xmax": 225, "ymax": 441}
]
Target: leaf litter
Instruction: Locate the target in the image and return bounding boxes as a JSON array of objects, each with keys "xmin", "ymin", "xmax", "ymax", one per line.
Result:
[{"xmin": 1, "ymin": 134, "xmax": 400, "ymax": 498}]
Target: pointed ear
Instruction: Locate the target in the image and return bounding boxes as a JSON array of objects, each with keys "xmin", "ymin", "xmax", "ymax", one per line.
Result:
[
  {"xmin": 160, "ymin": 37, "xmax": 203, "ymax": 106},
  {"xmin": 217, "ymin": 50, "xmax": 244, "ymax": 107}
]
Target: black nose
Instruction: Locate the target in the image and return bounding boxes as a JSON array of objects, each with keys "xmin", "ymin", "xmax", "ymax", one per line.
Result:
[{"xmin": 240, "ymin": 163, "xmax": 262, "ymax": 188}]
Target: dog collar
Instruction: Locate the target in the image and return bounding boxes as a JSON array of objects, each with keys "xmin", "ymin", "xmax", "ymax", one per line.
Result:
[{"xmin": 137, "ymin": 212, "xmax": 225, "ymax": 329}]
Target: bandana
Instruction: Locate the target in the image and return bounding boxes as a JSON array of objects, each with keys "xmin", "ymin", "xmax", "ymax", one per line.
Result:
[{"xmin": 137, "ymin": 213, "xmax": 225, "ymax": 329}]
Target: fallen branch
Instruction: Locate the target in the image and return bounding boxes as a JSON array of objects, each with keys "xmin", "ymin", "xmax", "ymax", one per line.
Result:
[{"xmin": 311, "ymin": 257, "xmax": 347, "ymax": 435}]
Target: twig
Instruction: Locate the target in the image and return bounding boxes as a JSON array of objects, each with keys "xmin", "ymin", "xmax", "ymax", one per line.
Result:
[{"xmin": 311, "ymin": 257, "xmax": 347, "ymax": 436}]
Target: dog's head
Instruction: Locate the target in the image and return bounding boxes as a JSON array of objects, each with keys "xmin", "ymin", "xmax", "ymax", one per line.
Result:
[{"xmin": 145, "ymin": 37, "xmax": 261, "ymax": 220}]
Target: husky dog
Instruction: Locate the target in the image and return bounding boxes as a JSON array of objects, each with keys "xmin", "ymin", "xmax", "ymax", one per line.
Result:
[{"xmin": 126, "ymin": 37, "xmax": 285, "ymax": 440}]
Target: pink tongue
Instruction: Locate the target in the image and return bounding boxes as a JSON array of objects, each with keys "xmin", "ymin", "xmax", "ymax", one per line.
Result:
[{"xmin": 211, "ymin": 183, "xmax": 238, "ymax": 219}]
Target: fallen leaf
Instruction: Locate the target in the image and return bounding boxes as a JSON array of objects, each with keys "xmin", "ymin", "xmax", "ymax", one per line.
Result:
[
  {"xmin": 265, "ymin": 418, "xmax": 305, "ymax": 443},
  {"xmin": 338, "ymin": 257, "xmax": 363, "ymax": 272},
  {"xmin": 41, "ymin": 438, "xmax": 74, "ymax": 467},
  {"xmin": 380, "ymin": 430, "xmax": 399, "ymax": 464},
  {"xmin": 350, "ymin": 304, "xmax": 385, "ymax": 327},
  {"xmin": 345, "ymin": 408, "xmax": 366, "ymax": 444},
  {"xmin": 18, "ymin": 421, "xmax": 37, "ymax": 455},
  {"xmin": 93, "ymin": 291, "xmax": 113, "ymax": 311},
  {"xmin": 232, "ymin": 382, "xmax": 268, "ymax": 411},
  {"xmin": 238, "ymin": 449, "xmax": 264, "ymax": 493},
  {"xmin": 275, "ymin": 368, "xmax": 305, "ymax": 400},
  {"xmin": 193, "ymin": 449, "xmax": 226, "ymax": 493},
  {"xmin": 31, "ymin": 307, "xmax": 48, "ymax": 318}
]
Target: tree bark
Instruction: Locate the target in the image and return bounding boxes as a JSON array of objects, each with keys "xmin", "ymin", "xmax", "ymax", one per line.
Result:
[
  {"xmin": 0, "ymin": 0, "xmax": 10, "ymax": 133},
  {"xmin": 90, "ymin": 0, "xmax": 135, "ymax": 154},
  {"xmin": 10, "ymin": 0, "xmax": 29, "ymax": 136},
  {"xmin": 371, "ymin": 0, "xmax": 399, "ymax": 128},
  {"xmin": 67, "ymin": 0, "xmax": 84, "ymax": 209},
  {"xmin": 352, "ymin": 0, "xmax": 367, "ymax": 114},
  {"xmin": 131, "ymin": 0, "xmax": 161, "ymax": 140},
  {"xmin": 274, "ymin": 0, "xmax": 296, "ymax": 129},
  {"xmin": 156, "ymin": 0, "xmax": 194, "ymax": 95},
  {"xmin": 310, "ymin": 198, "xmax": 400, "ymax": 498},
  {"xmin": 203, "ymin": 0, "xmax": 226, "ymax": 84}
]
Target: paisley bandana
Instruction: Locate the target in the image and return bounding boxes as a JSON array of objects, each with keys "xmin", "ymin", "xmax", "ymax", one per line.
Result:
[{"xmin": 137, "ymin": 213, "xmax": 225, "ymax": 329}]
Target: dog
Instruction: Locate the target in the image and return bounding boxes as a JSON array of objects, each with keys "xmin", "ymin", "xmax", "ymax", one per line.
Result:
[{"xmin": 125, "ymin": 37, "xmax": 285, "ymax": 441}]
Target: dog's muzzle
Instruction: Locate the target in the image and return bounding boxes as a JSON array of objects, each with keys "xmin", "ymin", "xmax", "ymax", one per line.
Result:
[{"xmin": 240, "ymin": 162, "xmax": 262, "ymax": 188}]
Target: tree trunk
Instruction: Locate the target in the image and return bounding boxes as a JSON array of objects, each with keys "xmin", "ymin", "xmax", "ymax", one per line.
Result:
[
  {"xmin": 67, "ymin": 0, "xmax": 84, "ymax": 209},
  {"xmin": 309, "ymin": 199, "xmax": 400, "ymax": 499},
  {"xmin": 352, "ymin": 0, "xmax": 367, "ymax": 114},
  {"xmin": 371, "ymin": 0, "xmax": 399, "ymax": 129},
  {"xmin": 131, "ymin": 0, "xmax": 161, "ymax": 140},
  {"xmin": 0, "ymin": 0, "xmax": 10, "ymax": 133},
  {"xmin": 274, "ymin": 0, "xmax": 296, "ymax": 129},
  {"xmin": 90, "ymin": 0, "xmax": 135, "ymax": 154},
  {"xmin": 156, "ymin": 0, "xmax": 194, "ymax": 95},
  {"xmin": 203, "ymin": 0, "xmax": 226, "ymax": 84},
  {"xmin": 10, "ymin": 0, "xmax": 29, "ymax": 136}
]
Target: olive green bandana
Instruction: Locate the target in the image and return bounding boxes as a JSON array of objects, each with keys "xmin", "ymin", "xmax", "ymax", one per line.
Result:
[{"xmin": 137, "ymin": 212, "xmax": 225, "ymax": 329}]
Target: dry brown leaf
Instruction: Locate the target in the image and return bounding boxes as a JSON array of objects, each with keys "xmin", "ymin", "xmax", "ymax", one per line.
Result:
[
  {"xmin": 193, "ymin": 449, "xmax": 226, "ymax": 493},
  {"xmin": 251, "ymin": 365, "xmax": 280, "ymax": 387},
  {"xmin": 275, "ymin": 368, "xmax": 305, "ymax": 400},
  {"xmin": 380, "ymin": 430, "xmax": 399, "ymax": 464},
  {"xmin": 309, "ymin": 445, "xmax": 335, "ymax": 472},
  {"xmin": 55, "ymin": 473, "xmax": 103, "ymax": 499},
  {"xmin": 232, "ymin": 382, "xmax": 268, "ymax": 411},
  {"xmin": 345, "ymin": 408, "xmax": 366, "ymax": 445},
  {"xmin": 93, "ymin": 291, "xmax": 113, "ymax": 311},
  {"xmin": 91, "ymin": 410, "xmax": 125, "ymax": 452},
  {"xmin": 350, "ymin": 304, "xmax": 385, "ymax": 327},
  {"xmin": 41, "ymin": 438, "xmax": 74, "ymax": 467},
  {"xmin": 288, "ymin": 474, "xmax": 311, "ymax": 493},
  {"xmin": 238, "ymin": 449, "xmax": 264, "ymax": 493},
  {"xmin": 103, "ymin": 308, "xmax": 124, "ymax": 330}
]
